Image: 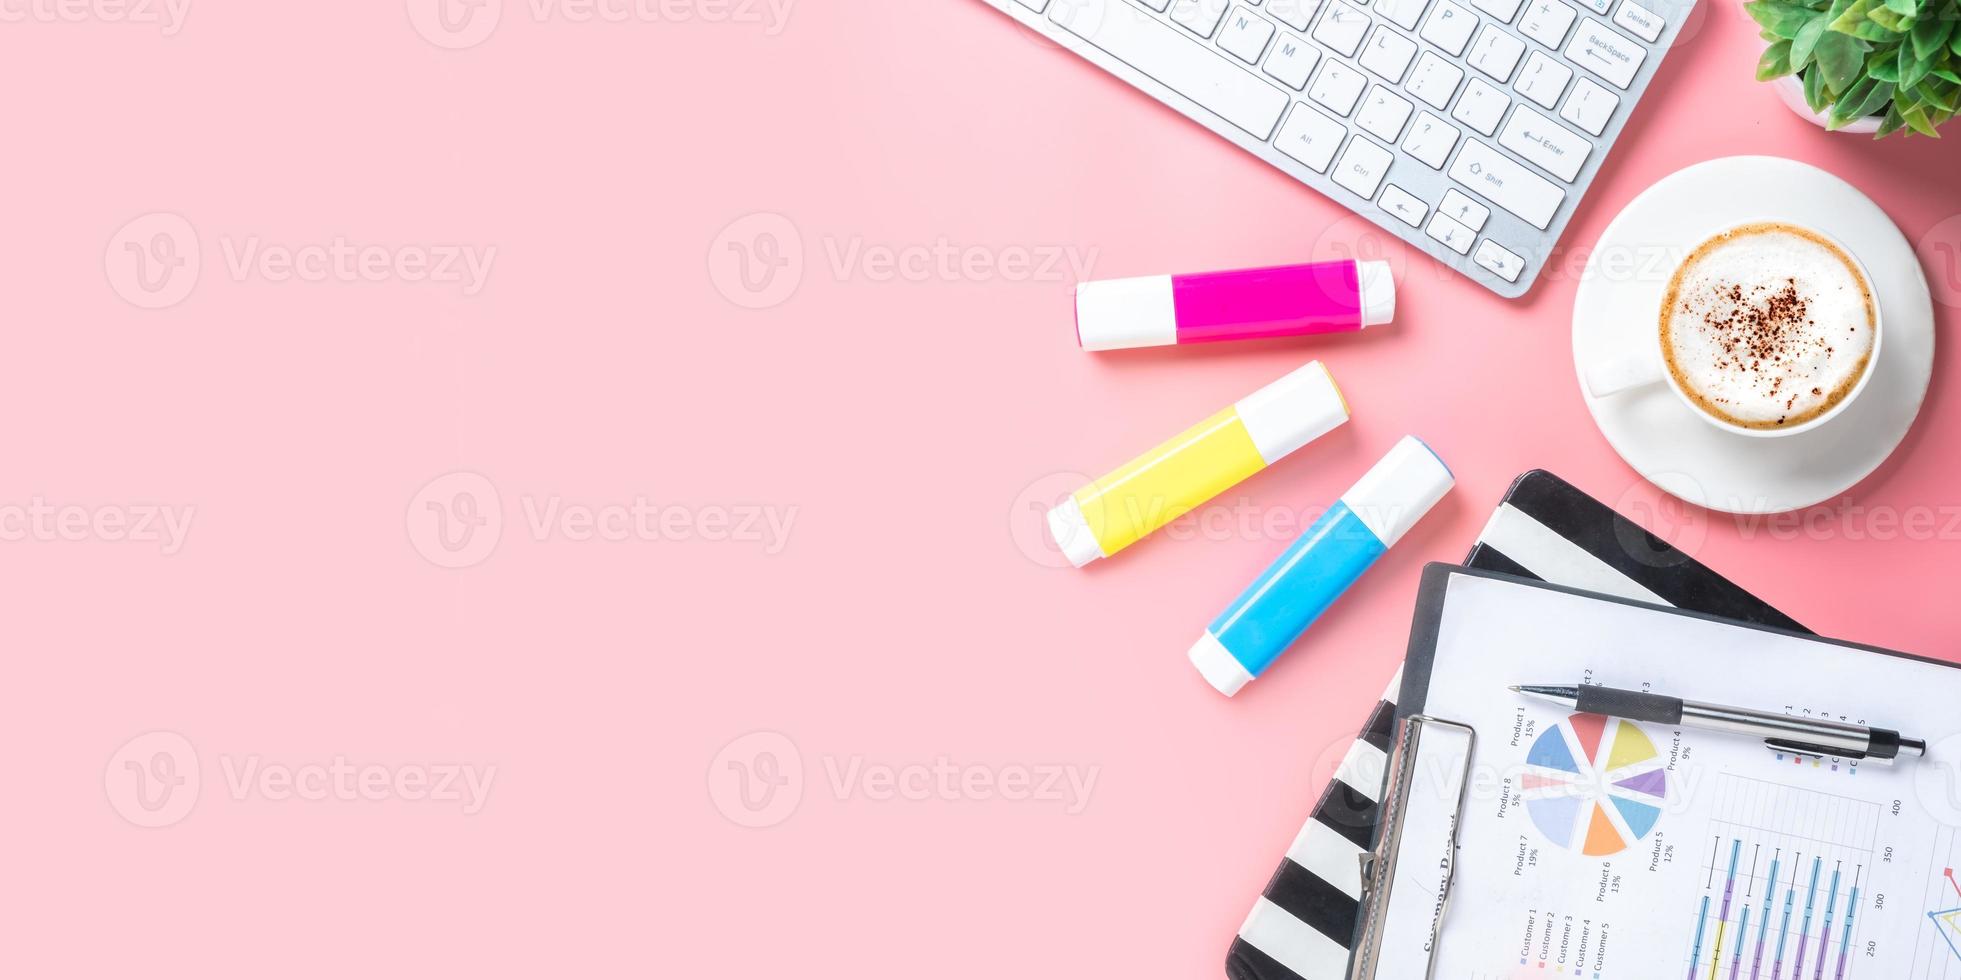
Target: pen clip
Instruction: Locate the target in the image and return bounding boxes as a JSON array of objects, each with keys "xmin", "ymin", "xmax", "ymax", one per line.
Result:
[{"xmin": 1763, "ymin": 738, "xmax": 1883, "ymax": 765}]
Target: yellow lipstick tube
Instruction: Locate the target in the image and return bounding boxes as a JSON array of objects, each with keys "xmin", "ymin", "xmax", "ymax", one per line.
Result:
[{"xmin": 1046, "ymin": 361, "xmax": 1348, "ymax": 567}]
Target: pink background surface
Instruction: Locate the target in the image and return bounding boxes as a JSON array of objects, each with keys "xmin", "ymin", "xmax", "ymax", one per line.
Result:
[{"xmin": 6, "ymin": 0, "xmax": 1959, "ymax": 976}]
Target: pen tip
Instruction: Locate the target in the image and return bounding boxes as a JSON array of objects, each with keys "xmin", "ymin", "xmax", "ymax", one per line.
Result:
[{"xmin": 1507, "ymin": 685, "xmax": 1522, "ymax": 693}]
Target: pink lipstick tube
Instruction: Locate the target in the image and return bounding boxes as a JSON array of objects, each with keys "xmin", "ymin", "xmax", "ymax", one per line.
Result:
[{"xmin": 1074, "ymin": 259, "xmax": 1394, "ymax": 351}]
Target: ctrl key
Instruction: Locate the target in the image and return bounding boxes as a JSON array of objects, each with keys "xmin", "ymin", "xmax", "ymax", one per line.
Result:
[{"xmin": 1474, "ymin": 239, "xmax": 1525, "ymax": 282}]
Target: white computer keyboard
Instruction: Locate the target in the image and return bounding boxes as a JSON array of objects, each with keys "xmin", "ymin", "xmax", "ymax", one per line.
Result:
[{"xmin": 985, "ymin": 0, "xmax": 1694, "ymax": 297}]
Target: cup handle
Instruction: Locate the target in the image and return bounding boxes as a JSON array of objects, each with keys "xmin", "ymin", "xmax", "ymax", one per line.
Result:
[{"xmin": 1584, "ymin": 348, "xmax": 1666, "ymax": 399}]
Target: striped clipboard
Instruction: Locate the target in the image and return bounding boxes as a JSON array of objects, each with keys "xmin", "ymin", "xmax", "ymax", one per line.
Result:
[{"xmin": 1224, "ymin": 470, "xmax": 1808, "ymax": 980}]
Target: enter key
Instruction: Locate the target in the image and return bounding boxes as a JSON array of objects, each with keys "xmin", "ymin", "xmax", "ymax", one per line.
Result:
[{"xmin": 1498, "ymin": 104, "xmax": 1592, "ymax": 183}]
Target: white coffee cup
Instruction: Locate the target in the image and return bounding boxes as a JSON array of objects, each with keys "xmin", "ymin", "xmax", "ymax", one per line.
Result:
[{"xmin": 1585, "ymin": 220, "xmax": 1882, "ymax": 439}]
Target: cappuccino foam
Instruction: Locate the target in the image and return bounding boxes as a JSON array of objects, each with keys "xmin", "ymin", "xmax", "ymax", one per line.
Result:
[{"xmin": 1661, "ymin": 223, "xmax": 1875, "ymax": 429}]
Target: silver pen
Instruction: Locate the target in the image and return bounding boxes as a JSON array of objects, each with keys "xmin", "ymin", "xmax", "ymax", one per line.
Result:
[{"xmin": 1512, "ymin": 684, "xmax": 1928, "ymax": 765}]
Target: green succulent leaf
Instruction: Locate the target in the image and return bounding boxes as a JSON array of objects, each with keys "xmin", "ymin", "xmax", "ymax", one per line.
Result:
[
  {"xmin": 1814, "ymin": 29, "xmax": 1872, "ymax": 92},
  {"xmin": 1868, "ymin": 4, "xmax": 1913, "ymax": 31},
  {"xmin": 1876, "ymin": 102, "xmax": 1908, "ymax": 135},
  {"xmin": 1805, "ymin": 55, "xmax": 1833, "ymax": 107},
  {"xmin": 1902, "ymin": 37, "xmax": 1936, "ymax": 87},
  {"xmin": 1760, "ymin": 38, "xmax": 1797, "ymax": 77},
  {"xmin": 1833, "ymin": 78, "xmax": 1897, "ymax": 124},
  {"xmin": 1918, "ymin": 79, "xmax": 1960, "ymax": 111},
  {"xmin": 1752, "ymin": 0, "xmax": 1821, "ymax": 36},
  {"xmin": 1936, "ymin": 67, "xmax": 1961, "ymax": 84},
  {"xmin": 1883, "ymin": 0, "xmax": 1920, "ymax": 16},
  {"xmin": 1869, "ymin": 48, "xmax": 1904, "ymax": 78},
  {"xmin": 1911, "ymin": 14, "xmax": 1955, "ymax": 60},
  {"xmin": 1902, "ymin": 102, "xmax": 1943, "ymax": 134},
  {"xmin": 1792, "ymin": 14, "xmax": 1833, "ymax": 67},
  {"xmin": 1828, "ymin": 0, "xmax": 1877, "ymax": 30}
]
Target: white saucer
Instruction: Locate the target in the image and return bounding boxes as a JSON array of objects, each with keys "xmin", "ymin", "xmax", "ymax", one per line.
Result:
[{"xmin": 1572, "ymin": 156, "xmax": 1935, "ymax": 515}]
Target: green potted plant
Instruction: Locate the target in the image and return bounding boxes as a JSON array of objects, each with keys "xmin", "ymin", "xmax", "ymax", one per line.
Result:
[{"xmin": 1749, "ymin": 0, "xmax": 1961, "ymax": 136}]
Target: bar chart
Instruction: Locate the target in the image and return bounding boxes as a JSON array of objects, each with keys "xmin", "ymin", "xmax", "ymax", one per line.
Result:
[{"xmin": 1681, "ymin": 775, "xmax": 1879, "ymax": 980}]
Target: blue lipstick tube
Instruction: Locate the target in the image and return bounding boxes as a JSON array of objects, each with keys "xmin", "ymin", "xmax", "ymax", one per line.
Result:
[{"xmin": 1188, "ymin": 436, "xmax": 1453, "ymax": 696}]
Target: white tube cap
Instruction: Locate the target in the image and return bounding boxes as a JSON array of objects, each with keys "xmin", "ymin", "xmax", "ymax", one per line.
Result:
[
  {"xmin": 1234, "ymin": 360, "xmax": 1351, "ymax": 465},
  {"xmin": 1075, "ymin": 274, "xmax": 1178, "ymax": 351},
  {"xmin": 1357, "ymin": 260, "xmax": 1395, "ymax": 327},
  {"xmin": 1188, "ymin": 630, "xmax": 1255, "ymax": 697},
  {"xmin": 1341, "ymin": 436, "xmax": 1454, "ymax": 548},
  {"xmin": 1045, "ymin": 495, "xmax": 1105, "ymax": 568}
]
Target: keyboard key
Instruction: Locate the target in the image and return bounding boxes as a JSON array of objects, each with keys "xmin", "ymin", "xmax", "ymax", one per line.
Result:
[
  {"xmin": 1426, "ymin": 212, "xmax": 1476, "ymax": 253},
  {"xmin": 1171, "ymin": 0, "xmax": 1232, "ymax": 36},
  {"xmin": 1332, "ymin": 135, "xmax": 1394, "ymax": 197},
  {"xmin": 1467, "ymin": 25, "xmax": 1526, "ymax": 81},
  {"xmin": 1266, "ymin": 0, "xmax": 1322, "ymax": 30},
  {"xmin": 1471, "ymin": 0, "xmax": 1524, "ymax": 22},
  {"xmin": 1514, "ymin": 50, "xmax": 1572, "ymax": 108},
  {"xmin": 1612, "ymin": 0, "xmax": 1664, "ymax": 42},
  {"xmin": 1356, "ymin": 85, "xmax": 1415, "ymax": 140},
  {"xmin": 1450, "ymin": 76, "xmax": 1510, "ymax": 135},
  {"xmin": 1440, "ymin": 188, "xmax": 1490, "ymax": 229},
  {"xmin": 1312, "ymin": 0, "xmax": 1371, "ymax": 55},
  {"xmin": 1558, "ymin": 75, "xmax": 1618, "ymax": 134},
  {"xmin": 1263, "ymin": 33, "xmax": 1322, "ymax": 89},
  {"xmin": 1014, "ymin": 0, "xmax": 1052, "ymax": 11},
  {"xmin": 1518, "ymin": 0, "xmax": 1576, "ymax": 46},
  {"xmin": 1498, "ymin": 102, "xmax": 1592, "ymax": 181},
  {"xmin": 1407, "ymin": 51, "xmax": 1464, "ymax": 108},
  {"xmin": 1574, "ymin": 0, "xmax": 1610, "ymax": 15},
  {"xmin": 1450, "ymin": 138, "xmax": 1565, "ymax": 228},
  {"xmin": 1474, "ymin": 238, "xmax": 1525, "ymax": 281},
  {"xmin": 1565, "ymin": 19, "xmax": 1644, "ymax": 88},
  {"xmin": 1309, "ymin": 60, "xmax": 1367, "ymax": 114},
  {"xmin": 1402, "ymin": 111, "xmax": 1460, "ymax": 167},
  {"xmin": 1219, "ymin": 8, "xmax": 1278, "ymax": 61},
  {"xmin": 1051, "ymin": 0, "xmax": 1290, "ymax": 138},
  {"xmin": 1375, "ymin": 0, "xmax": 1432, "ymax": 30},
  {"xmin": 1275, "ymin": 102, "xmax": 1348, "ymax": 170},
  {"xmin": 1418, "ymin": 0, "xmax": 1476, "ymax": 54},
  {"xmin": 1359, "ymin": 27, "xmax": 1420, "ymax": 81},
  {"xmin": 1380, "ymin": 184, "xmax": 1429, "ymax": 226}
]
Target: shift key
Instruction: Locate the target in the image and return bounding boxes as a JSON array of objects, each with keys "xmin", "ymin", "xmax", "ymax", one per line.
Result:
[{"xmin": 1449, "ymin": 139, "xmax": 1565, "ymax": 229}]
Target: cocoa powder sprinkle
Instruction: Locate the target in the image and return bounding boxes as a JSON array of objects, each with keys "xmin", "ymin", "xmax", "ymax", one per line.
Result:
[{"xmin": 1691, "ymin": 278, "xmax": 1820, "ymax": 397}]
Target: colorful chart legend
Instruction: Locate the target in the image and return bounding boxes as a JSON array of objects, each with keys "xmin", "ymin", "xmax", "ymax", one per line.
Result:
[{"xmin": 1522, "ymin": 713, "xmax": 1668, "ymax": 857}]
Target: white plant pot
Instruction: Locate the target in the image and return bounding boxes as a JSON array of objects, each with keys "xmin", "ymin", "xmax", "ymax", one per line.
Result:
[{"xmin": 1771, "ymin": 73, "xmax": 1885, "ymax": 133}]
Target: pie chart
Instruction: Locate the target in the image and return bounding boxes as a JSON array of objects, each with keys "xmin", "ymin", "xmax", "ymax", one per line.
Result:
[{"xmin": 1521, "ymin": 713, "xmax": 1668, "ymax": 857}]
